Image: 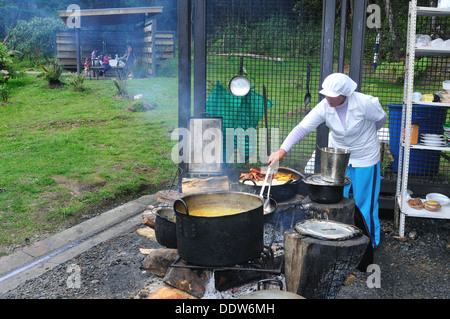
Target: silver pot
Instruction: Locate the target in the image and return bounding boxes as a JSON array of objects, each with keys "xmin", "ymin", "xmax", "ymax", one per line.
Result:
[{"xmin": 320, "ymin": 147, "xmax": 351, "ymax": 183}]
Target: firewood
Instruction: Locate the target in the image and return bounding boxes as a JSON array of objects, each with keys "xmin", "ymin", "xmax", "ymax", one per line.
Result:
[
  {"xmin": 142, "ymin": 217, "xmax": 155, "ymax": 228},
  {"xmin": 157, "ymin": 190, "xmax": 182, "ymax": 204},
  {"xmin": 181, "ymin": 176, "xmax": 229, "ymax": 195}
]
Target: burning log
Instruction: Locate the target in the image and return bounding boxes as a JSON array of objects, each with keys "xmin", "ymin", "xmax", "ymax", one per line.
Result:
[
  {"xmin": 142, "ymin": 217, "xmax": 155, "ymax": 228},
  {"xmin": 147, "ymin": 287, "xmax": 198, "ymax": 299},
  {"xmin": 163, "ymin": 260, "xmax": 207, "ymax": 298},
  {"xmin": 136, "ymin": 226, "xmax": 156, "ymax": 241}
]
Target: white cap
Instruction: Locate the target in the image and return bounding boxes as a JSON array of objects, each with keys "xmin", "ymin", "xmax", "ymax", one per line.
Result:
[{"xmin": 319, "ymin": 73, "xmax": 357, "ymax": 97}]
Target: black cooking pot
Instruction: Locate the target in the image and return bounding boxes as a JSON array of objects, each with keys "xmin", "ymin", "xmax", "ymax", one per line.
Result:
[
  {"xmin": 174, "ymin": 191, "xmax": 264, "ymax": 267},
  {"xmin": 154, "ymin": 208, "xmax": 177, "ymax": 248},
  {"xmin": 303, "ymin": 174, "xmax": 351, "ymax": 204},
  {"xmin": 239, "ymin": 167, "xmax": 302, "ymax": 202},
  {"xmin": 307, "ymin": 184, "xmax": 344, "ymax": 204}
]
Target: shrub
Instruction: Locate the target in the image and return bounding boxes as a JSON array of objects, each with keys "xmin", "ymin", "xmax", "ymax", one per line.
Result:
[
  {"xmin": 0, "ymin": 83, "xmax": 11, "ymax": 102},
  {"xmin": 39, "ymin": 59, "xmax": 64, "ymax": 87},
  {"xmin": 69, "ymin": 74, "xmax": 86, "ymax": 92},
  {"xmin": 0, "ymin": 44, "xmax": 15, "ymax": 83}
]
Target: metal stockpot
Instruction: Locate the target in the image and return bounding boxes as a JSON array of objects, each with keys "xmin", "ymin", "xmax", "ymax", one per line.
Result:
[
  {"xmin": 320, "ymin": 147, "xmax": 351, "ymax": 183},
  {"xmin": 303, "ymin": 174, "xmax": 351, "ymax": 204},
  {"xmin": 173, "ymin": 191, "xmax": 264, "ymax": 267}
]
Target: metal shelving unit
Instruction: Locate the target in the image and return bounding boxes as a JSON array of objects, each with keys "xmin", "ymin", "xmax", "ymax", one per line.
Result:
[{"xmin": 395, "ymin": 1, "xmax": 450, "ymax": 237}]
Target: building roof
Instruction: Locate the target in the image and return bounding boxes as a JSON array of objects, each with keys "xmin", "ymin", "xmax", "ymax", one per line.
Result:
[{"xmin": 58, "ymin": 7, "xmax": 163, "ymax": 26}]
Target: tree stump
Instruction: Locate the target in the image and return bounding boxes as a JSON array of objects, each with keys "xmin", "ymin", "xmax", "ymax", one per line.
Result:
[
  {"xmin": 302, "ymin": 196, "xmax": 355, "ymax": 225},
  {"xmin": 284, "ymin": 228, "xmax": 369, "ymax": 299}
]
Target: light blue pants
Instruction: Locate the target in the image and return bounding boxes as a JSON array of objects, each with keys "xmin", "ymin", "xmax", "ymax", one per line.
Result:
[{"xmin": 344, "ymin": 162, "xmax": 381, "ymax": 248}]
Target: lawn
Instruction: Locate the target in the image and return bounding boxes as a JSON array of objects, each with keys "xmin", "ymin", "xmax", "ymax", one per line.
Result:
[{"xmin": 0, "ymin": 73, "xmax": 178, "ymax": 254}]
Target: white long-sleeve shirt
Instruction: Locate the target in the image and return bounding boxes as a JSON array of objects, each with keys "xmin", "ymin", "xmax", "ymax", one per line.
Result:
[{"xmin": 281, "ymin": 92, "xmax": 387, "ymax": 167}]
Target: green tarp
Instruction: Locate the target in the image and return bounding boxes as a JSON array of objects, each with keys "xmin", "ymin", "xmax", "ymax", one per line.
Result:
[{"xmin": 206, "ymin": 81, "xmax": 273, "ymax": 162}]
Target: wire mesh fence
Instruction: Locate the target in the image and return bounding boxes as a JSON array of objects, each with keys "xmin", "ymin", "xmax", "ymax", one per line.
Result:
[
  {"xmin": 203, "ymin": 0, "xmax": 450, "ymax": 193},
  {"xmin": 206, "ymin": 0, "xmax": 323, "ymax": 173}
]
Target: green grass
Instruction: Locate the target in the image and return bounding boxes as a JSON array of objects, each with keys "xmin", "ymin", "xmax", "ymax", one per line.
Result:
[{"xmin": 0, "ymin": 73, "xmax": 178, "ymax": 254}]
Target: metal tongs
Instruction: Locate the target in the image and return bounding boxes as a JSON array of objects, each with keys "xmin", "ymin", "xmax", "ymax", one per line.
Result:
[{"xmin": 259, "ymin": 166, "xmax": 273, "ymax": 211}]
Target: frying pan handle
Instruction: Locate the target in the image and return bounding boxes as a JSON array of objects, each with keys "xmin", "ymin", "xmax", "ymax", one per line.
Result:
[
  {"xmin": 173, "ymin": 198, "xmax": 189, "ymax": 216},
  {"xmin": 241, "ymin": 178, "xmax": 258, "ymax": 194}
]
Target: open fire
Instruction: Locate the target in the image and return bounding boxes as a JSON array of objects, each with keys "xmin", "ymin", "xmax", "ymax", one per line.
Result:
[{"xmin": 140, "ymin": 192, "xmax": 307, "ymax": 299}]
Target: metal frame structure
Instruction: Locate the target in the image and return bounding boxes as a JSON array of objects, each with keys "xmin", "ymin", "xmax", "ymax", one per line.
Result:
[{"xmin": 395, "ymin": 0, "xmax": 450, "ymax": 236}]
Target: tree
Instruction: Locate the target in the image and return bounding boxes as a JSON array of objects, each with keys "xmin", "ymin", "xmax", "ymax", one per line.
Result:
[
  {"xmin": 0, "ymin": 43, "xmax": 15, "ymax": 83},
  {"xmin": 8, "ymin": 16, "xmax": 67, "ymax": 63}
]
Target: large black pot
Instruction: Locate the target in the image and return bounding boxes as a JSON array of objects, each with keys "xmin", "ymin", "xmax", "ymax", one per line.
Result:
[
  {"xmin": 173, "ymin": 191, "xmax": 264, "ymax": 267},
  {"xmin": 239, "ymin": 167, "xmax": 302, "ymax": 202},
  {"xmin": 303, "ymin": 174, "xmax": 351, "ymax": 204},
  {"xmin": 154, "ymin": 208, "xmax": 177, "ymax": 248}
]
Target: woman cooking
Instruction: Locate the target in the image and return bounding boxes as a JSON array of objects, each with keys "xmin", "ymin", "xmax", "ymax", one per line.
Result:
[{"xmin": 268, "ymin": 73, "xmax": 387, "ymax": 248}]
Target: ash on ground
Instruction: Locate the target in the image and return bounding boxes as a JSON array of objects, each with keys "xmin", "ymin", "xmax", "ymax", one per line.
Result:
[{"xmin": 1, "ymin": 216, "xmax": 448, "ymax": 299}]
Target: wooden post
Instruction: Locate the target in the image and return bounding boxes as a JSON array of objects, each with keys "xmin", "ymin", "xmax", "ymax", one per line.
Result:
[
  {"xmin": 284, "ymin": 228, "xmax": 369, "ymax": 299},
  {"xmin": 75, "ymin": 28, "xmax": 81, "ymax": 75}
]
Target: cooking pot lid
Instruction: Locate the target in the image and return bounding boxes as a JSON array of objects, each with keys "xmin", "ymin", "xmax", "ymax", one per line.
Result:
[
  {"xmin": 303, "ymin": 174, "xmax": 351, "ymax": 186},
  {"xmin": 295, "ymin": 219, "xmax": 362, "ymax": 241}
]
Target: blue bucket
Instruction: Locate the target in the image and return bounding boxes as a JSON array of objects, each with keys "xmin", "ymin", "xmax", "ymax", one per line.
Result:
[{"xmin": 388, "ymin": 103, "xmax": 447, "ymax": 175}]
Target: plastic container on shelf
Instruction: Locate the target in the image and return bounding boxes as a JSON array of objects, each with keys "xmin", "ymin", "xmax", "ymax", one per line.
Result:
[
  {"xmin": 438, "ymin": 0, "xmax": 450, "ymax": 9},
  {"xmin": 388, "ymin": 103, "xmax": 447, "ymax": 175},
  {"xmin": 443, "ymin": 80, "xmax": 450, "ymax": 93}
]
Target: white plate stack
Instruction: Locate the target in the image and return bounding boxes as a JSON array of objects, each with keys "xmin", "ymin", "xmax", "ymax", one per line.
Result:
[
  {"xmin": 443, "ymin": 124, "xmax": 450, "ymax": 145},
  {"xmin": 419, "ymin": 133, "xmax": 446, "ymax": 146}
]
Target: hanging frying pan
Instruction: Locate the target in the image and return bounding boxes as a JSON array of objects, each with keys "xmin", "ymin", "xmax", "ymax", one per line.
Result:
[
  {"xmin": 229, "ymin": 75, "xmax": 251, "ymax": 96},
  {"xmin": 229, "ymin": 57, "xmax": 251, "ymax": 96}
]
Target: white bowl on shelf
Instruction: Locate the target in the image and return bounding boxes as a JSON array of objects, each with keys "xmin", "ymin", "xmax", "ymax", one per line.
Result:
[
  {"xmin": 426, "ymin": 193, "xmax": 450, "ymax": 206},
  {"xmin": 444, "ymin": 80, "xmax": 450, "ymax": 89}
]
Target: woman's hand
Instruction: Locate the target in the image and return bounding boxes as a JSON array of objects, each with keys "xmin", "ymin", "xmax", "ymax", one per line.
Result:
[{"xmin": 268, "ymin": 149, "xmax": 286, "ymax": 167}]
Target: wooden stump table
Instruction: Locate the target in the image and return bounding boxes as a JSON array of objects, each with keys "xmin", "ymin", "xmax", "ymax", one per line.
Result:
[
  {"xmin": 284, "ymin": 227, "xmax": 369, "ymax": 299},
  {"xmin": 302, "ymin": 196, "xmax": 355, "ymax": 225}
]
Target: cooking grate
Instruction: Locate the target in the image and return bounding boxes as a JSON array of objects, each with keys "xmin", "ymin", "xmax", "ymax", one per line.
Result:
[{"xmin": 170, "ymin": 245, "xmax": 282, "ymax": 274}]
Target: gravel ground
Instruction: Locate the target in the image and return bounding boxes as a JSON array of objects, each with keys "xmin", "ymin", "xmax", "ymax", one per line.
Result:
[{"xmin": 1, "ymin": 215, "xmax": 448, "ymax": 300}]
